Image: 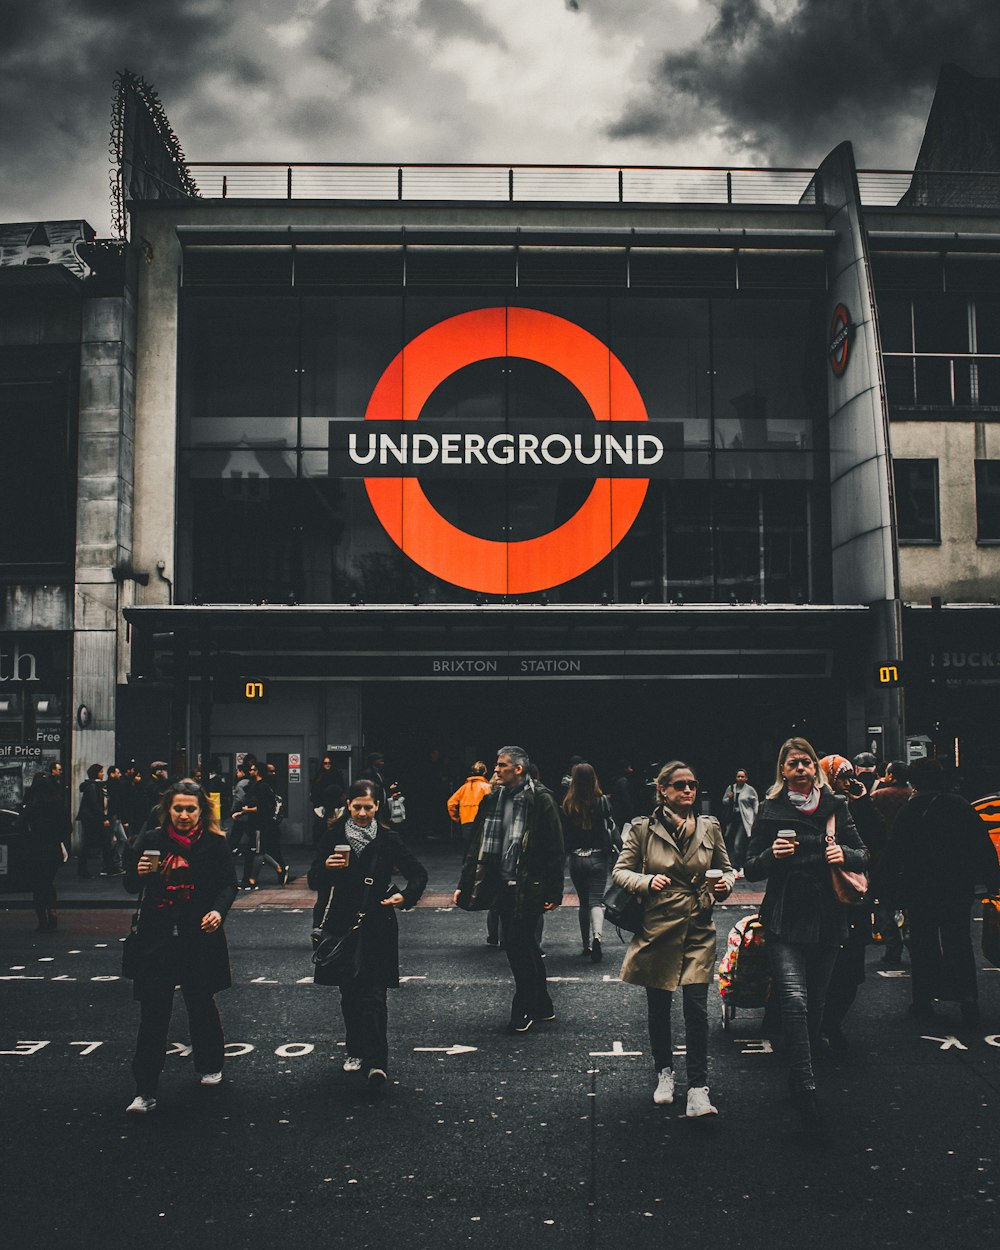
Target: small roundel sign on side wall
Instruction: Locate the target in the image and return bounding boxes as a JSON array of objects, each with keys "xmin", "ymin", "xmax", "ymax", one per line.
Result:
[
  {"xmin": 362, "ymin": 307, "xmax": 651, "ymax": 595},
  {"xmin": 828, "ymin": 303, "xmax": 852, "ymax": 378}
]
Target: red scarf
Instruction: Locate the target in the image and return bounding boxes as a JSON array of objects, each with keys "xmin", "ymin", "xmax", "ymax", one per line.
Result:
[{"xmin": 166, "ymin": 820, "xmax": 203, "ymax": 851}]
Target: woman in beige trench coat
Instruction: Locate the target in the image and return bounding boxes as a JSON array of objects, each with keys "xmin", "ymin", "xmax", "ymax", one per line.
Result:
[{"xmin": 612, "ymin": 760, "xmax": 735, "ymax": 1116}]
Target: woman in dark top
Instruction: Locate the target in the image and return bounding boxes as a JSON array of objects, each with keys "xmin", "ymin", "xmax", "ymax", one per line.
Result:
[
  {"xmin": 24, "ymin": 774, "xmax": 71, "ymax": 932},
  {"xmin": 308, "ymin": 779, "xmax": 427, "ymax": 1097},
  {"xmin": 123, "ymin": 779, "xmax": 238, "ymax": 1114},
  {"xmin": 744, "ymin": 737, "xmax": 867, "ymax": 1125},
  {"xmin": 560, "ymin": 762, "xmax": 616, "ymax": 963}
]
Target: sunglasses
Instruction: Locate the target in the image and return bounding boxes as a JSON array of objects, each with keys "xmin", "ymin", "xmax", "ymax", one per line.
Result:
[{"xmin": 665, "ymin": 779, "xmax": 698, "ymax": 791}]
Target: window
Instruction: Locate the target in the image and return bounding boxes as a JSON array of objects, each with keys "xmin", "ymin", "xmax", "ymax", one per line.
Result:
[
  {"xmin": 975, "ymin": 460, "xmax": 1000, "ymax": 543},
  {"xmin": 893, "ymin": 459, "xmax": 939, "ymax": 543}
]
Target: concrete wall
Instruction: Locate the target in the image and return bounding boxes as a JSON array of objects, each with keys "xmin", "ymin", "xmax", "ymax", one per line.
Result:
[
  {"xmin": 71, "ymin": 278, "xmax": 138, "ymax": 784},
  {"xmin": 891, "ymin": 420, "xmax": 1000, "ymax": 602}
]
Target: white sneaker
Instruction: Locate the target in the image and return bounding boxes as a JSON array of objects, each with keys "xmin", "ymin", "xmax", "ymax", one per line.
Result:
[
  {"xmin": 686, "ymin": 1086, "xmax": 719, "ymax": 1117},
  {"xmin": 126, "ymin": 1095, "xmax": 157, "ymax": 1114},
  {"xmin": 342, "ymin": 1055, "xmax": 363, "ymax": 1073},
  {"xmin": 198, "ymin": 1071, "xmax": 223, "ymax": 1086},
  {"xmin": 653, "ymin": 1067, "xmax": 675, "ymax": 1105}
]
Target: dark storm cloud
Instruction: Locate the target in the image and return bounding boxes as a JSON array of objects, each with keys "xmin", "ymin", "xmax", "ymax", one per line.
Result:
[{"xmin": 609, "ymin": 0, "xmax": 1000, "ymax": 163}]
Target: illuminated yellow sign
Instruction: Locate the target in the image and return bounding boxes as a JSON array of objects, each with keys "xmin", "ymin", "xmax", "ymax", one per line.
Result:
[
  {"xmin": 243, "ymin": 679, "xmax": 267, "ymax": 701},
  {"xmin": 875, "ymin": 663, "xmax": 903, "ymax": 686}
]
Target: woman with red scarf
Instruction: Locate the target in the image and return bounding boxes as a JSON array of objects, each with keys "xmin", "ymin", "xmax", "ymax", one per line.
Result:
[{"xmin": 123, "ymin": 779, "xmax": 238, "ymax": 1113}]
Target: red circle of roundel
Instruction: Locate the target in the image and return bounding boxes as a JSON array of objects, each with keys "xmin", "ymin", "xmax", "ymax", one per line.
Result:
[
  {"xmin": 829, "ymin": 303, "xmax": 851, "ymax": 378},
  {"xmin": 363, "ymin": 307, "xmax": 650, "ymax": 594}
]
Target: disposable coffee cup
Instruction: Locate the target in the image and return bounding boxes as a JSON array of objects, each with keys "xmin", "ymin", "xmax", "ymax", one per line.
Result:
[
  {"xmin": 144, "ymin": 849, "xmax": 161, "ymax": 862},
  {"xmin": 334, "ymin": 843, "xmax": 351, "ymax": 866},
  {"xmin": 705, "ymin": 869, "xmax": 724, "ymax": 882},
  {"xmin": 777, "ymin": 828, "xmax": 798, "ymax": 842}
]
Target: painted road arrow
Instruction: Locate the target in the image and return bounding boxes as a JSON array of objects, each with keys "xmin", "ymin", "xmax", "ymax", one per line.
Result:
[{"xmin": 413, "ymin": 1044, "xmax": 478, "ymax": 1056}]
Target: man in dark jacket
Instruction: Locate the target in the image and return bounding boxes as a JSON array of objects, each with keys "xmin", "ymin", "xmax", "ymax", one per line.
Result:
[
  {"xmin": 76, "ymin": 764, "xmax": 109, "ymax": 879},
  {"xmin": 878, "ymin": 756, "xmax": 1000, "ymax": 1027},
  {"xmin": 453, "ymin": 745, "xmax": 564, "ymax": 1033}
]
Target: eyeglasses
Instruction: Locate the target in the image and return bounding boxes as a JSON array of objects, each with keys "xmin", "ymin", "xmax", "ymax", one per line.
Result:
[{"xmin": 666, "ymin": 779, "xmax": 698, "ymax": 791}]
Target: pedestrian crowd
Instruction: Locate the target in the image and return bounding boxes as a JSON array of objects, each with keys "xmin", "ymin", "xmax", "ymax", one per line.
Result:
[{"xmin": 15, "ymin": 739, "xmax": 999, "ymax": 1129}]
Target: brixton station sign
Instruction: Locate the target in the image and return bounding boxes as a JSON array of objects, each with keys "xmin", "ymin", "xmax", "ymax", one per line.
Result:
[{"xmin": 349, "ymin": 307, "xmax": 651, "ymax": 595}]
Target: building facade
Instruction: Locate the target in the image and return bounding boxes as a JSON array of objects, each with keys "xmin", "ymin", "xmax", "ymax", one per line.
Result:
[{"xmin": 4, "ymin": 69, "xmax": 999, "ymax": 839}]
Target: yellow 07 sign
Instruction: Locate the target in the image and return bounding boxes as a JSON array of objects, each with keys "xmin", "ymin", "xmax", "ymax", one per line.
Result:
[
  {"xmin": 874, "ymin": 663, "xmax": 903, "ymax": 686},
  {"xmin": 243, "ymin": 679, "xmax": 268, "ymax": 701}
]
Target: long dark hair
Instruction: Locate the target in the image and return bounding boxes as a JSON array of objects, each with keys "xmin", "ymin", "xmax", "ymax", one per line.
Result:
[{"xmin": 562, "ymin": 762, "xmax": 602, "ymax": 830}]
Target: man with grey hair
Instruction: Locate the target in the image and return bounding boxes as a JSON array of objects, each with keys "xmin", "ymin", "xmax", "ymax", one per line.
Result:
[{"xmin": 453, "ymin": 745, "xmax": 564, "ymax": 1032}]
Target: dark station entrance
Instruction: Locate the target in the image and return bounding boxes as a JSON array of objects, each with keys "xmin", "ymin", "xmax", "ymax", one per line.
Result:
[
  {"xmin": 123, "ymin": 603, "xmax": 872, "ymax": 840},
  {"xmin": 361, "ymin": 673, "xmax": 847, "ymax": 840}
]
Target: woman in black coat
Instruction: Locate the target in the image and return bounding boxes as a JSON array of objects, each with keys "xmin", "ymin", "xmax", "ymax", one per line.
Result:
[
  {"xmin": 123, "ymin": 779, "xmax": 238, "ymax": 1114},
  {"xmin": 744, "ymin": 737, "xmax": 867, "ymax": 1125},
  {"xmin": 308, "ymin": 779, "xmax": 427, "ymax": 1096},
  {"xmin": 560, "ymin": 762, "xmax": 617, "ymax": 963},
  {"xmin": 24, "ymin": 774, "xmax": 71, "ymax": 932}
]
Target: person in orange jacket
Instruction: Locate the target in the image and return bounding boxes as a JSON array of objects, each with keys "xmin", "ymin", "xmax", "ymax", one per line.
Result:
[{"xmin": 447, "ymin": 762, "xmax": 493, "ymax": 848}]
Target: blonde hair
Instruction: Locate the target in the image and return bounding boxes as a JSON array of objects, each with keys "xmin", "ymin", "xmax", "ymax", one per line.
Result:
[
  {"xmin": 655, "ymin": 760, "xmax": 694, "ymax": 790},
  {"xmin": 158, "ymin": 778, "xmax": 224, "ymax": 836},
  {"xmin": 766, "ymin": 738, "xmax": 829, "ymax": 800}
]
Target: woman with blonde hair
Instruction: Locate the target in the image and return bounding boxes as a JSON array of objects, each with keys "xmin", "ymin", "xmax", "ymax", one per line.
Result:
[
  {"xmin": 122, "ymin": 778, "xmax": 238, "ymax": 1113},
  {"xmin": 612, "ymin": 760, "xmax": 734, "ymax": 1116},
  {"xmin": 745, "ymin": 738, "xmax": 867, "ymax": 1126}
]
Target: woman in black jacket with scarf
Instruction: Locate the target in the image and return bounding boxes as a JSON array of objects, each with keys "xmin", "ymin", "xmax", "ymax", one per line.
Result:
[
  {"xmin": 123, "ymin": 779, "xmax": 238, "ymax": 1114},
  {"xmin": 309, "ymin": 779, "xmax": 427, "ymax": 1096},
  {"xmin": 745, "ymin": 737, "xmax": 867, "ymax": 1124}
]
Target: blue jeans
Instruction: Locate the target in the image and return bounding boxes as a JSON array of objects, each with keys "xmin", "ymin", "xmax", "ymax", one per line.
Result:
[
  {"xmin": 567, "ymin": 852, "xmax": 610, "ymax": 947},
  {"xmin": 767, "ymin": 937, "xmax": 839, "ymax": 1093}
]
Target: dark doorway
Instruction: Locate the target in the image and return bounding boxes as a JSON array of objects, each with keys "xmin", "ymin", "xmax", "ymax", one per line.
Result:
[{"xmin": 362, "ymin": 678, "xmax": 844, "ymax": 839}]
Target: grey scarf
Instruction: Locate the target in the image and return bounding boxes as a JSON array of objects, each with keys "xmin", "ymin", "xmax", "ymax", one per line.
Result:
[{"xmin": 345, "ymin": 816, "xmax": 377, "ymax": 859}]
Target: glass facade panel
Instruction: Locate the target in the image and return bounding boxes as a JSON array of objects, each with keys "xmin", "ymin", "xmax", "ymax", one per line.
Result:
[
  {"xmin": 178, "ymin": 290, "xmax": 828, "ymax": 603},
  {"xmin": 975, "ymin": 460, "xmax": 1000, "ymax": 542},
  {"xmin": 893, "ymin": 459, "xmax": 939, "ymax": 544}
]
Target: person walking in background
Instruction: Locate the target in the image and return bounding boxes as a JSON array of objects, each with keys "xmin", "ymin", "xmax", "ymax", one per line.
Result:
[
  {"xmin": 105, "ymin": 764, "xmax": 128, "ymax": 875},
  {"xmin": 76, "ymin": 763, "xmax": 108, "ymax": 880},
  {"xmin": 123, "ymin": 779, "xmax": 238, "ymax": 1113},
  {"xmin": 310, "ymin": 754, "xmax": 346, "ymax": 846},
  {"xmin": 607, "ymin": 759, "xmax": 638, "ymax": 832},
  {"xmin": 560, "ymin": 762, "xmax": 617, "ymax": 964},
  {"xmin": 721, "ymin": 768, "xmax": 758, "ymax": 875},
  {"xmin": 447, "ymin": 762, "xmax": 492, "ymax": 848},
  {"xmin": 24, "ymin": 773, "xmax": 70, "ymax": 932},
  {"xmin": 744, "ymin": 738, "xmax": 867, "ymax": 1127},
  {"xmin": 246, "ymin": 760, "xmax": 287, "ymax": 887},
  {"xmin": 453, "ymin": 745, "xmax": 564, "ymax": 1032},
  {"xmin": 612, "ymin": 760, "xmax": 733, "ymax": 1117},
  {"xmin": 309, "ymin": 779, "xmax": 427, "ymax": 1096},
  {"xmin": 868, "ymin": 760, "xmax": 913, "ymax": 966},
  {"xmin": 877, "ymin": 756, "xmax": 1000, "ymax": 1029},
  {"xmin": 818, "ymin": 754, "xmax": 886, "ymax": 1054}
]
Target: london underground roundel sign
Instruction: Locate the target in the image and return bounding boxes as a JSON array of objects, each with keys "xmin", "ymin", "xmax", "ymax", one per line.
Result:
[{"xmin": 363, "ymin": 307, "xmax": 650, "ymax": 594}]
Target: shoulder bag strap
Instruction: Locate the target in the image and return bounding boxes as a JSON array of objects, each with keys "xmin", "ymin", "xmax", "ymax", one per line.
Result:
[{"xmin": 319, "ymin": 867, "xmax": 377, "ymax": 930}]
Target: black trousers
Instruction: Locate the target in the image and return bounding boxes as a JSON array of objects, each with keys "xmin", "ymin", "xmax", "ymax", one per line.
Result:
[
  {"xmin": 646, "ymin": 983, "xmax": 709, "ymax": 1087},
  {"xmin": 340, "ymin": 981, "xmax": 389, "ymax": 1069},
  {"xmin": 822, "ymin": 923, "xmax": 868, "ymax": 1032},
  {"xmin": 132, "ymin": 978, "xmax": 225, "ymax": 1096},
  {"xmin": 496, "ymin": 887, "xmax": 553, "ymax": 1021},
  {"xmin": 908, "ymin": 899, "xmax": 977, "ymax": 1006}
]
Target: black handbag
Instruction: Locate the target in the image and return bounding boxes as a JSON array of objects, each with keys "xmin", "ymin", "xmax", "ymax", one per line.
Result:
[
  {"xmin": 602, "ymin": 819, "xmax": 649, "ymax": 936},
  {"xmin": 121, "ymin": 892, "xmax": 144, "ymax": 980},
  {"xmin": 312, "ymin": 873, "xmax": 375, "ymax": 980}
]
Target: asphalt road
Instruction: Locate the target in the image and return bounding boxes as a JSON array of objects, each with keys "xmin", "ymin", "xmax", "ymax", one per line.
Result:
[{"xmin": 2, "ymin": 890, "xmax": 998, "ymax": 1249}]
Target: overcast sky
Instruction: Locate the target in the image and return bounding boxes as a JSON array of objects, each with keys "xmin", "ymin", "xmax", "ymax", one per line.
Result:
[{"xmin": 3, "ymin": 0, "xmax": 998, "ymax": 235}]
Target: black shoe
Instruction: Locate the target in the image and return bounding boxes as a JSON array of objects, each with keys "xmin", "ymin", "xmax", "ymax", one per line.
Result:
[
  {"xmin": 486, "ymin": 936, "xmax": 500, "ymax": 947},
  {"xmin": 509, "ymin": 1013, "xmax": 533, "ymax": 1034},
  {"xmin": 367, "ymin": 1067, "xmax": 388, "ymax": 1098},
  {"xmin": 824, "ymin": 1025, "xmax": 850, "ymax": 1055},
  {"xmin": 581, "ymin": 947, "xmax": 592, "ymax": 957},
  {"xmin": 960, "ymin": 1000, "xmax": 981, "ymax": 1029},
  {"xmin": 590, "ymin": 937, "xmax": 603, "ymax": 964},
  {"xmin": 792, "ymin": 1088, "xmax": 824, "ymax": 1130}
]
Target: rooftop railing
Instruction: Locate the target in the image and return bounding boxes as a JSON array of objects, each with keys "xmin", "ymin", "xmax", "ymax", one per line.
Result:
[{"xmin": 180, "ymin": 163, "xmax": 1000, "ymax": 209}]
